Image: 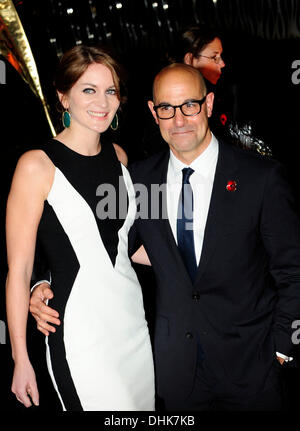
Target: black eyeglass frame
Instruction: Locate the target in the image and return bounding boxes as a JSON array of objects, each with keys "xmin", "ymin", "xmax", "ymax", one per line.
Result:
[
  {"xmin": 153, "ymin": 95, "xmax": 207, "ymax": 120},
  {"xmin": 197, "ymin": 54, "xmax": 223, "ymax": 64}
]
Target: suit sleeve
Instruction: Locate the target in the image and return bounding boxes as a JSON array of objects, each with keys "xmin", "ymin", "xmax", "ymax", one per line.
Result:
[
  {"xmin": 261, "ymin": 162, "xmax": 300, "ymax": 356},
  {"xmin": 128, "ymin": 222, "xmax": 143, "ymax": 257},
  {"xmin": 30, "ymin": 238, "xmax": 51, "ymax": 289}
]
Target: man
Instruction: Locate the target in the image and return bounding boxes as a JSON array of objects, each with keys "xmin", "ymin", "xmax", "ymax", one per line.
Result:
[{"xmin": 30, "ymin": 64, "xmax": 300, "ymax": 410}]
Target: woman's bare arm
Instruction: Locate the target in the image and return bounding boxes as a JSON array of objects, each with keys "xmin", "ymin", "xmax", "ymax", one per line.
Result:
[{"xmin": 6, "ymin": 150, "xmax": 53, "ymax": 407}]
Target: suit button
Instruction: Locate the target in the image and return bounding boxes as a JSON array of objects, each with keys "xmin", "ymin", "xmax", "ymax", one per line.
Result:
[
  {"xmin": 185, "ymin": 332, "xmax": 193, "ymax": 339},
  {"xmin": 192, "ymin": 292, "xmax": 200, "ymax": 301}
]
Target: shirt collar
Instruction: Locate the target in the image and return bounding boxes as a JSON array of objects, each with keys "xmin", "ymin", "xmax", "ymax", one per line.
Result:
[{"xmin": 169, "ymin": 133, "xmax": 219, "ymax": 178}]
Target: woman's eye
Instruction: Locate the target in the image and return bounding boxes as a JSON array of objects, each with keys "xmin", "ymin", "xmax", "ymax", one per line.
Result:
[
  {"xmin": 83, "ymin": 88, "xmax": 95, "ymax": 94},
  {"xmin": 106, "ymin": 88, "xmax": 117, "ymax": 95}
]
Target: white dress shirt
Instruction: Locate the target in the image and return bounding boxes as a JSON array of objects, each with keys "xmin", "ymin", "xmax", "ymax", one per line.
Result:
[{"xmin": 167, "ymin": 133, "xmax": 218, "ymax": 264}]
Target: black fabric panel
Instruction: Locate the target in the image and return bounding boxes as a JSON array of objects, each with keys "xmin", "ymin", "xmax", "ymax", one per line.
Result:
[{"xmin": 38, "ymin": 203, "xmax": 82, "ymax": 410}]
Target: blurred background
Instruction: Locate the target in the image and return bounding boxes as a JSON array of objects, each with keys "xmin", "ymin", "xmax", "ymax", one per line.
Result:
[{"xmin": 1, "ymin": 0, "xmax": 300, "ymax": 412}]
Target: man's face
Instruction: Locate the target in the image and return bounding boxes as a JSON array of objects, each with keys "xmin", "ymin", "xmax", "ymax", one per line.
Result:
[{"xmin": 148, "ymin": 67, "xmax": 214, "ymax": 163}]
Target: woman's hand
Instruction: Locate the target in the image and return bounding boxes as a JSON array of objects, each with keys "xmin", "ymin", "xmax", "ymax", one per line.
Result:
[{"xmin": 12, "ymin": 360, "xmax": 39, "ymax": 408}]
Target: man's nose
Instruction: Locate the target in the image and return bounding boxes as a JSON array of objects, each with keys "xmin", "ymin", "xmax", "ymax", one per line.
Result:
[{"xmin": 173, "ymin": 107, "xmax": 186, "ymax": 125}]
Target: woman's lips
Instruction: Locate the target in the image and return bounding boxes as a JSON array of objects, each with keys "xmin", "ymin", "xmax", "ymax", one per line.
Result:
[{"xmin": 87, "ymin": 110, "xmax": 108, "ymax": 118}]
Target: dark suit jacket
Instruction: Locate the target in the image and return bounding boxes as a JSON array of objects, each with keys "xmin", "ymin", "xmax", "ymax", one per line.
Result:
[{"xmin": 129, "ymin": 140, "xmax": 300, "ymax": 405}]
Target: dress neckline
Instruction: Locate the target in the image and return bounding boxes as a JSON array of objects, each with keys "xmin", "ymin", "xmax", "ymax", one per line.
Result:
[{"xmin": 51, "ymin": 138, "xmax": 103, "ymax": 159}]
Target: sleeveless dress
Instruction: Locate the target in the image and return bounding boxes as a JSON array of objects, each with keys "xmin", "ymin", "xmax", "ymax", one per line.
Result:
[{"xmin": 37, "ymin": 138, "xmax": 155, "ymax": 411}]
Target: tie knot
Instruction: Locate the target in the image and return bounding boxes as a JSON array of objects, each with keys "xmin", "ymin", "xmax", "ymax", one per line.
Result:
[{"xmin": 182, "ymin": 167, "xmax": 194, "ymax": 184}]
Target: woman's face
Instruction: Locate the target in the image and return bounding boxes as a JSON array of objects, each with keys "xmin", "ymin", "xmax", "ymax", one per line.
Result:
[
  {"xmin": 60, "ymin": 62, "xmax": 120, "ymax": 134},
  {"xmin": 187, "ymin": 37, "xmax": 225, "ymax": 85}
]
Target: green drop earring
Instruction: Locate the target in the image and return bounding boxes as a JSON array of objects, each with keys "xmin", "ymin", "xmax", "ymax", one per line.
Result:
[
  {"xmin": 110, "ymin": 113, "xmax": 119, "ymax": 131},
  {"xmin": 62, "ymin": 110, "xmax": 71, "ymax": 128}
]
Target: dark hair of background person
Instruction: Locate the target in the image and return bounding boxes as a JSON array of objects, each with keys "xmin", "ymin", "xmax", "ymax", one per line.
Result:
[{"xmin": 167, "ymin": 25, "xmax": 222, "ymax": 66}]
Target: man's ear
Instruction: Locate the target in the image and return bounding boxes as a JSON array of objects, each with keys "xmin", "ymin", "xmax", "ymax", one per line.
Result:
[
  {"xmin": 148, "ymin": 100, "xmax": 159, "ymax": 125},
  {"xmin": 57, "ymin": 91, "xmax": 69, "ymax": 110},
  {"xmin": 183, "ymin": 52, "xmax": 194, "ymax": 65},
  {"xmin": 205, "ymin": 92, "xmax": 215, "ymax": 118}
]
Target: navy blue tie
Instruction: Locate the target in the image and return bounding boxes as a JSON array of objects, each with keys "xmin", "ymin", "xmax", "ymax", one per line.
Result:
[{"xmin": 177, "ymin": 167, "xmax": 197, "ymax": 282}]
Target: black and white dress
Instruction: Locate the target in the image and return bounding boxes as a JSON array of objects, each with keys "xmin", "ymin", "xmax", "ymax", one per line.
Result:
[{"xmin": 37, "ymin": 138, "xmax": 155, "ymax": 411}]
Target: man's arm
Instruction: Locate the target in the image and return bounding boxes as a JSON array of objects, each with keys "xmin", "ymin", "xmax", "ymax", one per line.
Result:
[
  {"xmin": 29, "ymin": 283, "xmax": 60, "ymax": 336},
  {"xmin": 30, "ymin": 238, "xmax": 51, "ymax": 290},
  {"xmin": 29, "ymin": 238, "xmax": 60, "ymax": 335},
  {"xmin": 261, "ymin": 163, "xmax": 300, "ymax": 358}
]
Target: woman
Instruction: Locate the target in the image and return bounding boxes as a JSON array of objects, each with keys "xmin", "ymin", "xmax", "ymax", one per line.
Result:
[
  {"xmin": 169, "ymin": 25, "xmax": 225, "ymax": 87},
  {"xmin": 169, "ymin": 25, "xmax": 271, "ymax": 157},
  {"xmin": 171, "ymin": 26, "xmax": 230, "ymax": 145},
  {"xmin": 6, "ymin": 45, "xmax": 155, "ymax": 411}
]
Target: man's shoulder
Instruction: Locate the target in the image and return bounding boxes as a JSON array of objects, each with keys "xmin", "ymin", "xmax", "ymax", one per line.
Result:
[
  {"xmin": 220, "ymin": 139, "xmax": 279, "ymax": 172},
  {"xmin": 128, "ymin": 150, "xmax": 169, "ymax": 182}
]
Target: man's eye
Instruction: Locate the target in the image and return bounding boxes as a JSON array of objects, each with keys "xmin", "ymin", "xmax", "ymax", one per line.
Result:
[
  {"xmin": 83, "ymin": 88, "xmax": 95, "ymax": 94},
  {"xmin": 185, "ymin": 102, "xmax": 196, "ymax": 108},
  {"xmin": 160, "ymin": 105, "xmax": 172, "ymax": 111}
]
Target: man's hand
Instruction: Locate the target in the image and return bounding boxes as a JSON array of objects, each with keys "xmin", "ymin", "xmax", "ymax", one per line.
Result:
[
  {"xmin": 29, "ymin": 283, "xmax": 60, "ymax": 336},
  {"xmin": 276, "ymin": 356, "xmax": 285, "ymax": 365},
  {"xmin": 131, "ymin": 245, "xmax": 152, "ymax": 266}
]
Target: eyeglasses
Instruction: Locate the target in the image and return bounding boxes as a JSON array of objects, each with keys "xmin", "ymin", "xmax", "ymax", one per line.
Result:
[
  {"xmin": 197, "ymin": 54, "xmax": 223, "ymax": 64},
  {"xmin": 153, "ymin": 95, "xmax": 207, "ymax": 120}
]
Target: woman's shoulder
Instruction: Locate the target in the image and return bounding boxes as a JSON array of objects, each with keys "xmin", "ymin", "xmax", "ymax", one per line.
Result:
[
  {"xmin": 112, "ymin": 143, "xmax": 128, "ymax": 167},
  {"xmin": 8, "ymin": 148, "xmax": 55, "ymax": 201},
  {"xmin": 12, "ymin": 150, "xmax": 55, "ymax": 198},
  {"xmin": 16, "ymin": 149, "xmax": 53, "ymax": 175}
]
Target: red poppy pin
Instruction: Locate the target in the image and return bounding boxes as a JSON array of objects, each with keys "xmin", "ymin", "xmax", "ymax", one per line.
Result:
[{"xmin": 226, "ymin": 180, "xmax": 237, "ymax": 192}]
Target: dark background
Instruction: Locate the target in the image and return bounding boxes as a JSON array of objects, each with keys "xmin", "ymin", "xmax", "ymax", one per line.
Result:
[{"xmin": 1, "ymin": 0, "xmax": 300, "ymax": 414}]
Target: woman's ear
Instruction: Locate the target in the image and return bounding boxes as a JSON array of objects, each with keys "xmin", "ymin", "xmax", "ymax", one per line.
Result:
[
  {"xmin": 184, "ymin": 52, "xmax": 194, "ymax": 65},
  {"xmin": 57, "ymin": 91, "xmax": 68, "ymax": 110}
]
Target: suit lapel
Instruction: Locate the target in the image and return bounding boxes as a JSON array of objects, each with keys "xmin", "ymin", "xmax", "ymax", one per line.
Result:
[
  {"xmin": 149, "ymin": 143, "xmax": 239, "ymax": 286},
  {"xmin": 195, "ymin": 142, "xmax": 239, "ymax": 284}
]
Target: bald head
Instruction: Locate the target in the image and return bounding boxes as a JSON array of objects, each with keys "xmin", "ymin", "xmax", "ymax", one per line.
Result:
[{"xmin": 152, "ymin": 63, "xmax": 207, "ymax": 103}]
